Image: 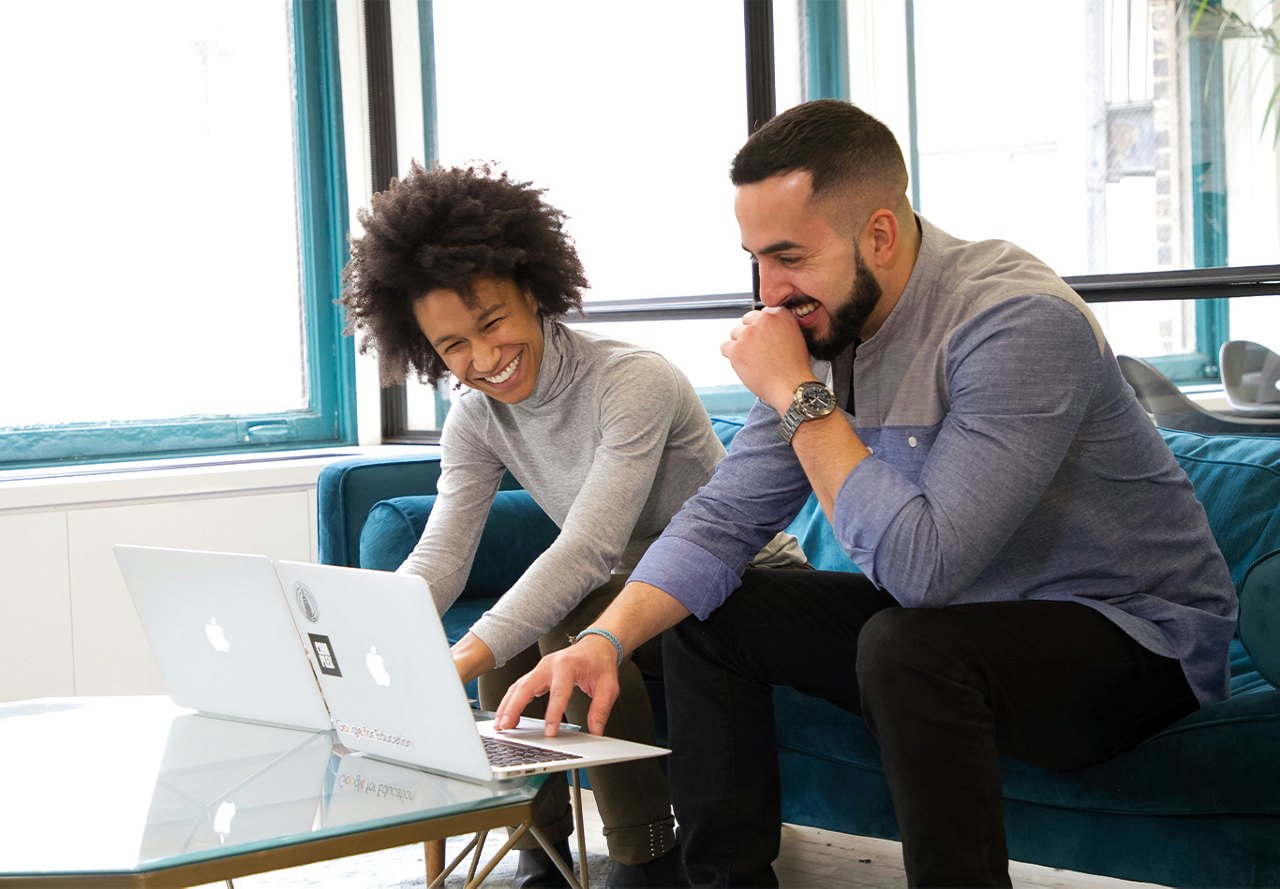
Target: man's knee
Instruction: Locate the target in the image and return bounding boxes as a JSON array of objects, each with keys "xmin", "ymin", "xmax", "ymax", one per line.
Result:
[
  {"xmin": 855, "ymin": 607, "xmax": 917, "ymax": 694},
  {"xmin": 855, "ymin": 607, "xmax": 963, "ymax": 699}
]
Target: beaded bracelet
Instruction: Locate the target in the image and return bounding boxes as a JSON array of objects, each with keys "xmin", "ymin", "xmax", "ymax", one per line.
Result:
[{"xmin": 573, "ymin": 626, "xmax": 625, "ymax": 666}]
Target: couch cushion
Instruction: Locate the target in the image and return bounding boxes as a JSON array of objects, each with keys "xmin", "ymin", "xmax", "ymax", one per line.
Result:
[
  {"xmin": 1239, "ymin": 549, "xmax": 1280, "ymax": 686},
  {"xmin": 774, "ymin": 673, "xmax": 1280, "ymax": 818},
  {"xmin": 358, "ymin": 489, "xmax": 560, "ymax": 598}
]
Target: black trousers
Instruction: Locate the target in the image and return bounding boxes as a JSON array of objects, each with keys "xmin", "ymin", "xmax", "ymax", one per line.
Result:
[{"xmin": 663, "ymin": 568, "xmax": 1198, "ymax": 888}]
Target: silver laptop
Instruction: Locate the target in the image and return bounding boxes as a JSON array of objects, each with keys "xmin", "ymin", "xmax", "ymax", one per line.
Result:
[
  {"xmin": 114, "ymin": 545, "xmax": 333, "ymax": 733},
  {"xmin": 274, "ymin": 559, "xmax": 669, "ymax": 783}
]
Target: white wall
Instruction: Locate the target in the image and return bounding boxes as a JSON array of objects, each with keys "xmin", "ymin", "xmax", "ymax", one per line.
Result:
[{"xmin": 0, "ymin": 458, "xmax": 340, "ymax": 703}]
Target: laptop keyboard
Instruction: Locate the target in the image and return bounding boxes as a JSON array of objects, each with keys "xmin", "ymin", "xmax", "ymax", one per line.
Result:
[{"xmin": 482, "ymin": 734, "xmax": 583, "ymax": 767}]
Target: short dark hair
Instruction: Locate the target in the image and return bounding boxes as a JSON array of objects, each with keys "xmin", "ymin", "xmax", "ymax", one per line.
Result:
[
  {"xmin": 340, "ymin": 162, "xmax": 587, "ymax": 387},
  {"xmin": 730, "ymin": 100, "xmax": 908, "ymax": 214}
]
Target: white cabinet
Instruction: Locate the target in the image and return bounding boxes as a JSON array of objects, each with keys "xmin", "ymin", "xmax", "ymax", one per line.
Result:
[{"xmin": 0, "ymin": 457, "xmax": 338, "ymax": 702}]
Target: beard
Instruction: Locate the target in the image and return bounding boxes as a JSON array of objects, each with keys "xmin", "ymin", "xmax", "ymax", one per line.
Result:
[{"xmin": 802, "ymin": 245, "xmax": 882, "ymax": 361}]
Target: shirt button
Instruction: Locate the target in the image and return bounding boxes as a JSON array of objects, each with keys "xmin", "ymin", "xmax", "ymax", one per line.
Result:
[
  {"xmin": 908, "ymin": 436, "xmax": 918, "ymax": 448},
  {"xmin": 866, "ymin": 446, "xmax": 874, "ymax": 455}
]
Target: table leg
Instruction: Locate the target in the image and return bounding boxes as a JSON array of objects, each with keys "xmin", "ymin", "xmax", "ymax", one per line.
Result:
[
  {"xmin": 570, "ymin": 769, "xmax": 589, "ymax": 888},
  {"xmin": 425, "ymin": 837, "xmax": 445, "ymax": 882}
]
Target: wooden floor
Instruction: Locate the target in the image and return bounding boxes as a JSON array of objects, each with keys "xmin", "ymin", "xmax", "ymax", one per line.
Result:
[
  {"xmin": 770, "ymin": 822, "xmax": 1166, "ymax": 888},
  {"xmin": 577, "ymin": 791, "xmax": 1168, "ymax": 889}
]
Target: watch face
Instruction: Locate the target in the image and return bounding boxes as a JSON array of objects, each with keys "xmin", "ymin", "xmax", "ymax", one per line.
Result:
[{"xmin": 798, "ymin": 382, "xmax": 837, "ymax": 417}]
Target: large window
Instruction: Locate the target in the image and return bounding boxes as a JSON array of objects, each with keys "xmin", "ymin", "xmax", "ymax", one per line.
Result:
[
  {"xmin": 388, "ymin": 0, "xmax": 1279, "ymax": 439},
  {"xmin": 395, "ymin": 0, "xmax": 797, "ymax": 433},
  {"xmin": 0, "ymin": 0, "xmax": 354, "ymax": 470},
  {"xmin": 844, "ymin": 0, "xmax": 1280, "ymax": 382}
]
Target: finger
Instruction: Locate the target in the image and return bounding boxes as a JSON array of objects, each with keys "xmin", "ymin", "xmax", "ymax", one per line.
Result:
[
  {"xmin": 494, "ymin": 673, "xmax": 544, "ymax": 729},
  {"xmin": 741, "ymin": 309, "xmax": 761, "ymax": 324},
  {"xmin": 585, "ymin": 675, "xmax": 620, "ymax": 735},
  {"xmin": 541, "ymin": 677, "xmax": 574, "ymax": 737}
]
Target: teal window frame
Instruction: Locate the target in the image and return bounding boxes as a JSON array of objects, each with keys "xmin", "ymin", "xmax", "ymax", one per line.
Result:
[{"xmin": 2, "ymin": 0, "xmax": 355, "ymax": 471}]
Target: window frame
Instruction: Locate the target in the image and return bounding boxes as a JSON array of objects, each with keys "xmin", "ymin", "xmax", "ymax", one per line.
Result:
[{"xmin": 1, "ymin": 0, "xmax": 356, "ymax": 471}]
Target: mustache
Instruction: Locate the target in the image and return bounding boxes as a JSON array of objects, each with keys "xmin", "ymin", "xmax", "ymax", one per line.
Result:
[{"xmin": 781, "ymin": 295, "xmax": 818, "ymax": 310}]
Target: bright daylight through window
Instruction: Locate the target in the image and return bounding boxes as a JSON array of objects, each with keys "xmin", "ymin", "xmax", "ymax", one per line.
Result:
[
  {"xmin": 0, "ymin": 1, "xmax": 336, "ymax": 467},
  {"xmin": 403, "ymin": 0, "xmax": 757, "ymax": 430},
  {"xmin": 402, "ymin": 0, "xmax": 1278, "ymax": 433},
  {"xmin": 900, "ymin": 0, "xmax": 1279, "ymax": 376}
]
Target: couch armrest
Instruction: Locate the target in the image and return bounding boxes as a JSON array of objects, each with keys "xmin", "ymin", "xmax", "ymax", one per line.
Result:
[
  {"xmin": 317, "ymin": 451, "xmax": 530, "ymax": 568},
  {"xmin": 361, "ymin": 490, "xmax": 560, "ymax": 596},
  {"xmin": 317, "ymin": 453, "xmax": 446, "ymax": 567}
]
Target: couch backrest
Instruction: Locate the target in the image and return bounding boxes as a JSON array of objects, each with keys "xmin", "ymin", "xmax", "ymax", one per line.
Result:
[
  {"xmin": 1158, "ymin": 428, "xmax": 1280, "ymax": 589},
  {"xmin": 333, "ymin": 421, "xmax": 1280, "ymax": 637}
]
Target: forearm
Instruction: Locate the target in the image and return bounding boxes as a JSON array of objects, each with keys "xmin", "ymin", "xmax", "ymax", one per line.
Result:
[
  {"xmin": 787, "ymin": 411, "xmax": 871, "ymax": 523},
  {"xmin": 577, "ymin": 581, "xmax": 692, "ymax": 661},
  {"xmin": 492, "ymin": 580, "xmax": 691, "ymax": 735},
  {"xmin": 451, "ymin": 631, "xmax": 496, "ymax": 686}
]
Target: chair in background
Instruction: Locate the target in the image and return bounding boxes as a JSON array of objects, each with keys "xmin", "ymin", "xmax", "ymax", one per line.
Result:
[
  {"xmin": 1117, "ymin": 354, "xmax": 1280, "ymax": 436},
  {"xmin": 1219, "ymin": 340, "xmax": 1280, "ymax": 416}
]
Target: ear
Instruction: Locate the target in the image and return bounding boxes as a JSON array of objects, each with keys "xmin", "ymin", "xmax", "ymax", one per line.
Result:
[{"xmin": 862, "ymin": 209, "xmax": 900, "ymax": 267}]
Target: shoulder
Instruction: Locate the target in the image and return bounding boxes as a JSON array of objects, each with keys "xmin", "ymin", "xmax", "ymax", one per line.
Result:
[
  {"xmin": 440, "ymin": 388, "xmax": 498, "ymax": 446},
  {"xmin": 567, "ymin": 329, "xmax": 686, "ymax": 392},
  {"xmin": 913, "ymin": 221, "xmax": 1103, "ymax": 356}
]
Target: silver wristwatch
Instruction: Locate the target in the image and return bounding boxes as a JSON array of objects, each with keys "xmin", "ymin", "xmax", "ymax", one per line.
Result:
[{"xmin": 779, "ymin": 381, "xmax": 837, "ymax": 444}]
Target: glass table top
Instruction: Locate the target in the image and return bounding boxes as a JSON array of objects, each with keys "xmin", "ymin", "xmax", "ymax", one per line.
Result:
[{"xmin": 0, "ymin": 696, "xmax": 541, "ymax": 880}]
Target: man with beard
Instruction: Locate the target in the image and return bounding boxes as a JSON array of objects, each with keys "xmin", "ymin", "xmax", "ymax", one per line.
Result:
[{"xmin": 493, "ymin": 100, "xmax": 1236, "ymax": 887}]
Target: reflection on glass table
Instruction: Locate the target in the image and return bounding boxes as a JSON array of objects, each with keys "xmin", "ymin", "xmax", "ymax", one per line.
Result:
[{"xmin": 0, "ymin": 696, "xmax": 543, "ymax": 886}]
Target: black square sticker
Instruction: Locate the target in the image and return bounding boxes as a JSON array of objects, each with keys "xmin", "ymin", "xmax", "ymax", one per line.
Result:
[{"xmin": 308, "ymin": 633, "xmax": 342, "ymax": 677}]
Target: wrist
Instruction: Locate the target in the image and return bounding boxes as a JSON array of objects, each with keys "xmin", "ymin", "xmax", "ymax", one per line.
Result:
[
  {"xmin": 451, "ymin": 632, "xmax": 495, "ymax": 684},
  {"xmin": 779, "ymin": 380, "xmax": 837, "ymax": 444},
  {"xmin": 768, "ymin": 375, "xmax": 811, "ymax": 416},
  {"xmin": 572, "ymin": 626, "xmax": 625, "ymax": 666}
]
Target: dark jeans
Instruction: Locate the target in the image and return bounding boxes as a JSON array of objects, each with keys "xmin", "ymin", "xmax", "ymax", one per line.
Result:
[{"xmin": 663, "ymin": 568, "xmax": 1198, "ymax": 888}]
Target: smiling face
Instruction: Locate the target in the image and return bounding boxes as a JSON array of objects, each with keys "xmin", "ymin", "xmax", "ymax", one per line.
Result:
[
  {"xmin": 736, "ymin": 170, "xmax": 884, "ymax": 358},
  {"xmin": 413, "ymin": 277, "xmax": 545, "ymax": 404}
]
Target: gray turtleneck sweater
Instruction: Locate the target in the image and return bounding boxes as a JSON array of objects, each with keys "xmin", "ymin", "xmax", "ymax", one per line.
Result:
[{"xmin": 398, "ymin": 319, "xmax": 728, "ymax": 666}]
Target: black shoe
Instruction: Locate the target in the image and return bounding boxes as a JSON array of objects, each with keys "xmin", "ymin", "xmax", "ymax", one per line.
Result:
[
  {"xmin": 606, "ymin": 845, "xmax": 687, "ymax": 888},
  {"xmin": 512, "ymin": 840, "xmax": 574, "ymax": 889}
]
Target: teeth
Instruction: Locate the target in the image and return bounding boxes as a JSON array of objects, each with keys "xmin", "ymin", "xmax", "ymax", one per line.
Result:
[
  {"xmin": 791, "ymin": 301, "xmax": 819, "ymax": 318},
  {"xmin": 483, "ymin": 355, "xmax": 520, "ymax": 384}
]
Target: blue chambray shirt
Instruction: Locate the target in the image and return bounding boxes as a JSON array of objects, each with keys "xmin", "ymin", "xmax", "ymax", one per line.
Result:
[{"xmin": 632, "ymin": 217, "xmax": 1237, "ymax": 707}]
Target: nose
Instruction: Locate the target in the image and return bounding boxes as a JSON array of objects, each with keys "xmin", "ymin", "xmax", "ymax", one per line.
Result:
[
  {"xmin": 472, "ymin": 336, "xmax": 503, "ymax": 374},
  {"xmin": 756, "ymin": 265, "xmax": 790, "ymax": 308}
]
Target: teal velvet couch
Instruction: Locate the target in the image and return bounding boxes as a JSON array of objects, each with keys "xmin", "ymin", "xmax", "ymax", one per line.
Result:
[{"xmin": 316, "ymin": 418, "xmax": 1280, "ymax": 887}]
